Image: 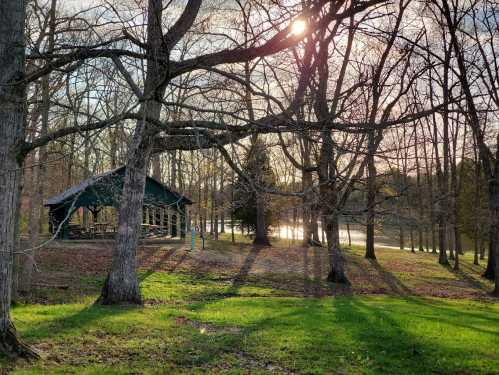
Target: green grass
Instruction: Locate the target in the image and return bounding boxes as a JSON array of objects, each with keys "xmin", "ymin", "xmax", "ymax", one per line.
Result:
[{"xmin": 5, "ymin": 270, "xmax": 499, "ymax": 375}]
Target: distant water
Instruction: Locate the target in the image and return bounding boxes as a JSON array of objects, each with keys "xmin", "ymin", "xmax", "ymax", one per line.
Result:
[{"xmin": 204, "ymin": 222, "xmax": 401, "ymax": 249}]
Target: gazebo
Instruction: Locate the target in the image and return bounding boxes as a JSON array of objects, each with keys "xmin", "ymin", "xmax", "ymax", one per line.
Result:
[{"xmin": 45, "ymin": 166, "xmax": 192, "ymax": 239}]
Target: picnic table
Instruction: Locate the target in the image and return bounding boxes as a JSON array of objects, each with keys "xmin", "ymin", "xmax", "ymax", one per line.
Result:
[{"xmin": 94, "ymin": 222, "xmax": 110, "ymax": 233}]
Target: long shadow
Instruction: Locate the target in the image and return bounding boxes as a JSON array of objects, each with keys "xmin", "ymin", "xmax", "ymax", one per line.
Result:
[
  {"xmin": 136, "ymin": 246, "xmax": 158, "ymax": 266},
  {"xmin": 330, "ymin": 296, "xmax": 487, "ymax": 374},
  {"xmin": 312, "ymin": 246, "xmax": 323, "ymax": 296},
  {"xmin": 303, "ymin": 247, "xmax": 312, "ymax": 296},
  {"xmin": 16, "ymin": 301, "xmax": 132, "ymax": 343},
  {"xmin": 449, "ymin": 266, "xmax": 491, "ymax": 292},
  {"xmin": 139, "ymin": 247, "xmax": 178, "ymax": 282},
  {"xmin": 303, "ymin": 246, "xmax": 324, "ymax": 297},
  {"xmin": 226, "ymin": 245, "xmax": 265, "ymax": 295},
  {"xmin": 368, "ymin": 259, "xmax": 413, "ymax": 296},
  {"xmin": 18, "ymin": 242, "xmax": 499, "ymax": 374},
  {"xmin": 179, "ymin": 284, "xmax": 498, "ymax": 373}
]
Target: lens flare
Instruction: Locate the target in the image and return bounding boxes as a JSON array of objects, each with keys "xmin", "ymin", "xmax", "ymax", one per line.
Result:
[{"xmin": 290, "ymin": 19, "xmax": 307, "ymax": 36}]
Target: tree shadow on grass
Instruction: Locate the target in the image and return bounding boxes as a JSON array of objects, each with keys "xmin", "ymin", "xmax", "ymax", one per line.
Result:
[
  {"xmin": 15, "ymin": 303, "xmax": 132, "ymax": 345},
  {"xmin": 448, "ymin": 266, "xmax": 492, "ymax": 293},
  {"xmin": 138, "ymin": 247, "xmax": 178, "ymax": 282},
  {"xmin": 367, "ymin": 259, "xmax": 414, "ymax": 297},
  {"xmin": 303, "ymin": 246, "xmax": 325, "ymax": 297},
  {"xmin": 16, "ymin": 243, "xmax": 499, "ymax": 374},
  {"xmin": 329, "ymin": 296, "xmax": 490, "ymax": 374},
  {"xmin": 225, "ymin": 245, "xmax": 264, "ymax": 296},
  {"xmin": 179, "ymin": 292, "xmax": 497, "ymax": 374}
]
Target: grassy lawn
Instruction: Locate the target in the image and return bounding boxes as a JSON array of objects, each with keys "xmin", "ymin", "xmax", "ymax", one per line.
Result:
[
  {"xmin": 2, "ymin": 238, "xmax": 499, "ymax": 374},
  {"xmin": 3, "ymin": 271, "xmax": 497, "ymax": 374}
]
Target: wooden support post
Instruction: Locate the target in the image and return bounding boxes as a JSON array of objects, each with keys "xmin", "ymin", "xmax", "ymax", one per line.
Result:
[
  {"xmin": 171, "ymin": 211, "xmax": 178, "ymax": 238},
  {"xmin": 160, "ymin": 207, "xmax": 165, "ymax": 235},
  {"xmin": 148, "ymin": 207, "xmax": 154, "ymax": 225},
  {"xmin": 164, "ymin": 208, "xmax": 170, "ymax": 236},
  {"xmin": 180, "ymin": 208, "xmax": 186, "ymax": 239},
  {"xmin": 155, "ymin": 207, "xmax": 161, "ymax": 226}
]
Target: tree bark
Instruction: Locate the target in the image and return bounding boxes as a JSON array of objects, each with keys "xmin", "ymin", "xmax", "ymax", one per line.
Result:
[
  {"xmin": 98, "ymin": 0, "xmax": 171, "ymax": 305},
  {"xmin": 365, "ymin": 130, "xmax": 377, "ymax": 259},
  {"xmin": 0, "ymin": 0, "xmax": 38, "ymax": 358},
  {"xmin": 253, "ymin": 191, "xmax": 270, "ymax": 246},
  {"xmin": 325, "ymin": 213, "xmax": 348, "ymax": 283}
]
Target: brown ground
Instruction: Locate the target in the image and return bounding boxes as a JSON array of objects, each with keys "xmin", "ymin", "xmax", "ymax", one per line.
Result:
[{"xmin": 31, "ymin": 237, "xmax": 495, "ymax": 301}]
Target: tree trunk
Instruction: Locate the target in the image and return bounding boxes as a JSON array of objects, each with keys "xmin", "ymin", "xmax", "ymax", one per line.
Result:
[
  {"xmin": 473, "ymin": 232, "xmax": 479, "ymax": 265},
  {"xmin": 301, "ymin": 137, "xmax": 313, "ymax": 246},
  {"xmin": 20, "ymin": 163, "xmax": 38, "ymax": 295},
  {"xmin": 365, "ymin": 130, "xmax": 377, "ymax": 259},
  {"xmin": 97, "ymin": 124, "xmax": 153, "ymax": 305},
  {"xmin": 414, "ymin": 123, "xmax": 425, "ymax": 252},
  {"xmin": 152, "ymin": 155, "xmax": 161, "ymax": 181},
  {"xmin": 318, "ymin": 128, "xmax": 348, "ymax": 283},
  {"xmin": 326, "ymin": 214, "xmax": 348, "ymax": 284},
  {"xmin": 484, "ymin": 217, "xmax": 497, "ymax": 280},
  {"xmin": 346, "ymin": 222, "xmax": 352, "ymax": 248},
  {"xmin": 410, "ymin": 227, "xmax": 415, "ymax": 253},
  {"xmin": 448, "ymin": 226, "xmax": 455, "ymax": 261},
  {"xmin": 219, "ymin": 158, "xmax": 225, "ymax": 233},
  {"xmin": 310, "ymin": 203, "xmax": 322, "ymax": 246},
  {"xmin": 399, "ymin": 226, "xmax": 405, "ymax": 251},
  {"xmin": 491, "ymin": 140, "xmax": 499, "ymax": 294},
  {"xmin": 253, "ymin": 191, "xmax": 270, "ymax": 246},
  {"xmin": 98, "ymin": 0, "xmax": 170, "ymax": 305},
  {"xmin": 0, "ymin": 0, "xmax": 38, "ymax": 358}
]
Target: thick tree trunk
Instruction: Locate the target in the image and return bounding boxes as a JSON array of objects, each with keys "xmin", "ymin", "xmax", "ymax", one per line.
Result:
[
  {"xmin": 318, "ymin": 128, "xmax": 348, "ymax": 283},
  {"xmin": 486, "ymin": 144, "xmax": 499, "ymax": 286},
  {"xmin": 20, "ymin": 0, "xmax": 57, "ymax": 294},
  {"xmin": 0, "ymin": 0, "xmax": 38, "ymax": 358},
  {"xmin": 98, "ymin": 122, "xmax": 154, "ymax": 305},
  {"xmin": 326, "ymin": 214, "xmax": 348, "ymax": 284},
  {"xmin": 484, "ymin": 230, "xmax": 496, "ymax": 280},
  {"xmin": 98, "ymin": 0, "xmax": 171, "ymax": 305},
  {"xmin": 399, "ymin": 226, "xmax": 405, "ymax": 251}
]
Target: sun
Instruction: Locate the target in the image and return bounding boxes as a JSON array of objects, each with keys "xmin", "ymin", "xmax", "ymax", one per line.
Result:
[{"xmin": 290, "ymin": 19, "xmax": 307, "ymax": 36}]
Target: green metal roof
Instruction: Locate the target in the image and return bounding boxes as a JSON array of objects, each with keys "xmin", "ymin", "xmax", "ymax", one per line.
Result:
[{"xmin": 45, "ymin": 166, "xmax": 192, "ymax": 210}]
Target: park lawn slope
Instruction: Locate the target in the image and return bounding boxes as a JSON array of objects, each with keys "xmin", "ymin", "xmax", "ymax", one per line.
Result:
[{"xmin": 4, "ymin": 271, "xmax": 499, "ymax": 375}]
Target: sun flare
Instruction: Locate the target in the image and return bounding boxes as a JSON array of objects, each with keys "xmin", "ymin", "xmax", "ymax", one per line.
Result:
[{"xmin": 290, "ymin": 19, "xmax": 307, "ymax": 36}]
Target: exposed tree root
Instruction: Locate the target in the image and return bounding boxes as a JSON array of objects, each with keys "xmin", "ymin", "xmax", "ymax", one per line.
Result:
[{"xmin": 0, "ymin": 322, "xmax": 39, "ymax": 360}]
